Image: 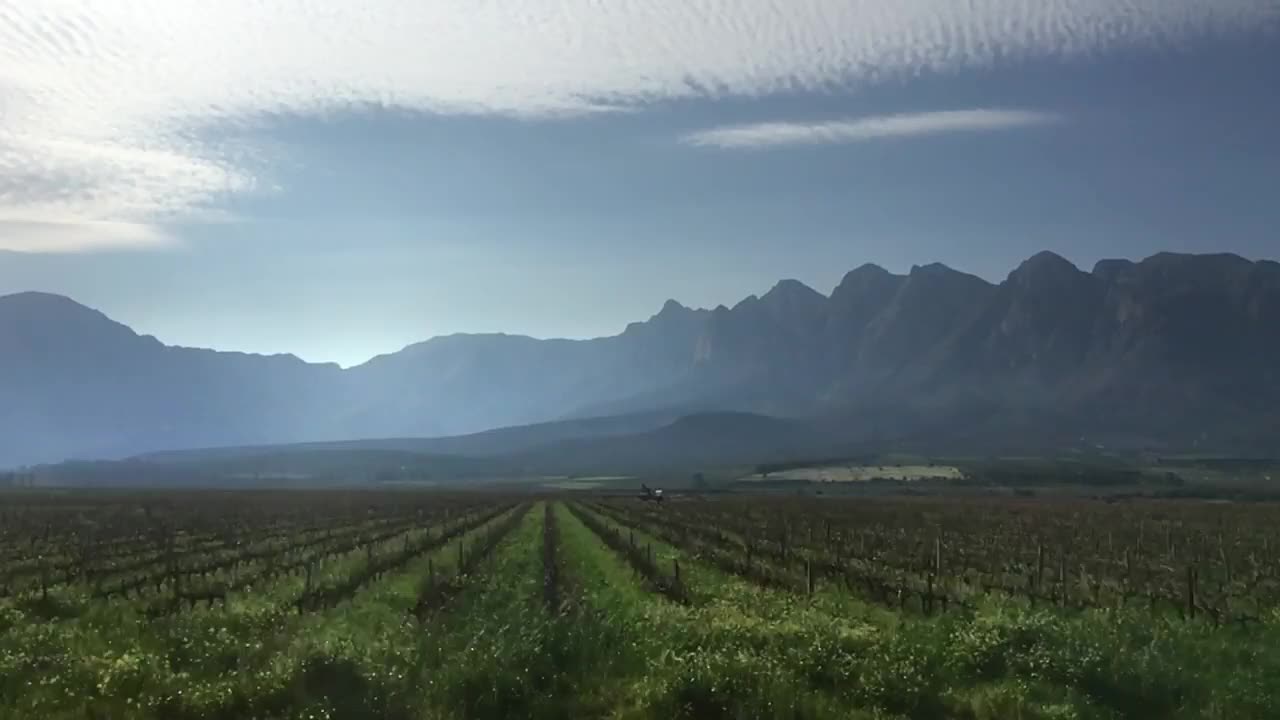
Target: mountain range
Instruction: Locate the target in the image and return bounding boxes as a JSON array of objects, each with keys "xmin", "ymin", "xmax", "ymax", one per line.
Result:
[{"xmin": 2, "ymin": 251, "xmax": 1278, "ymax": 469}]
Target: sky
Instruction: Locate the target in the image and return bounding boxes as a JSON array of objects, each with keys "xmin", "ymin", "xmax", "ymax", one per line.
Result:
[{"xmin": 1, "ymin": 2, "xmax": 1278, "ymax": 367}]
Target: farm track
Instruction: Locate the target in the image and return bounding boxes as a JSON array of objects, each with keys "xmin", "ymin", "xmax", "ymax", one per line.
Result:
[{"xmin": 567, "ymin": 502, "xmax": 689, "ymax": 603}]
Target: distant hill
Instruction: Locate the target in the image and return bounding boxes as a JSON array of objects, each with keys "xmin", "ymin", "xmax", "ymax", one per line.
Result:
[
  {"xmin": 46, "ymin": 412, "xmax": 831, "ymax": 486},
  {"xmin": 135, "ymin": 410, "xmax": 682, "ymax": 464},
  {"xmin": 505, "ymin": 412, "xmax": 837, "ymax": 474},
  {"xmin": 4, "ymin": 250, "xmax": 1279, "ymax": 468}
]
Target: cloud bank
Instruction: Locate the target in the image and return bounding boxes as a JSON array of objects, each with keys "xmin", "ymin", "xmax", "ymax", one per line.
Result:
[
  {"xmin": 683, "ymin": 109, "xmax": 1061, "ymax": 149},
  {"xmin": 1, "ymin": 1, "xmax": 1275, "ymax": 251}
]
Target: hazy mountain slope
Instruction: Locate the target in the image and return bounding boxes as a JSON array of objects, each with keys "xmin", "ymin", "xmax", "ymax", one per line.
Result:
[
  {"xmin": 336, "ymin": 300, "xmax": 708, "ymax": 438},
  {"xmin": 1064, "ymin": 254, "xmax": 1280, "ymax": 449},
  {"xmin": 822, "ymin": 264, "xmax": 907, "ymax": 374},
  {"xmin": 0, "ymin": 292, "xmax": 346, "ymax": 465},
  {"xmin": 4, "ymin": 250, "xmax": 1279, "ymax": 467},
  {"xmin": 0, "ymin": 294, "xmax": 708, "ymax": 466}
]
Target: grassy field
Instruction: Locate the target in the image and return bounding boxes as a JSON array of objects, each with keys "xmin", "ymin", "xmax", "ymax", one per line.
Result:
[
  {"xmin": 540, "ymin": 476, "xmax": 636, "ymax": 490},
  {"xmin": 3, "ymin": 490, "xmax": 1280, "ymax": 719},
  {"xmin": 740, "ymin": 464, "xmax": 965, "ymax": 483}
]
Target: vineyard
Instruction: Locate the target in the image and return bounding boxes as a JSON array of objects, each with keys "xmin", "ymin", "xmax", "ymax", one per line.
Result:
[{"xmin": 3, "ymin": 490, "xmax": 1280, "ymax": 719}]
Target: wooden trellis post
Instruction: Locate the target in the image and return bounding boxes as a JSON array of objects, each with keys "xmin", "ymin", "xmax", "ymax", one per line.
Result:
[
  {"xmin": 1036, "ymin": 544, "xmax": 1045, "ymax": 590},
  {"xmin": 1186, "ymin": 565, "xmax": 1197, "ymax": 620},
  {"xmin": 1057, "ymin": 554, "xmax": 1067, "ymax": 608}
]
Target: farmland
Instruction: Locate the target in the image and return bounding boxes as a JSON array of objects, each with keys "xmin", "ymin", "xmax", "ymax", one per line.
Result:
[
  {"xmin": 739, "ymin": 464, "xmax": 965, "ymax": 483},
  {"xmin": 3, "ymin": 490, "xmax": 1280, "ymax": 719}
]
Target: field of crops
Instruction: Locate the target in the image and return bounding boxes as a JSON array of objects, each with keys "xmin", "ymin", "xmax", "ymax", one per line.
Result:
[{"xmin": 4, "ymin": 490, "xmax": 1280, "ymax": 719}]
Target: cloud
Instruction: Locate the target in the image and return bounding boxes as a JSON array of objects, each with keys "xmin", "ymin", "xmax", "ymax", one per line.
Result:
[
  {"xmin": 682, "ymin": 109, "xmax": 1060, "ymax": 149},
  {"xmin": 1, "ymin": 1, "xmax": 1276, "ymax": 252},
  {"xmin": 0, "ymin": 220, "xmax": 172, "ymax": 253}
]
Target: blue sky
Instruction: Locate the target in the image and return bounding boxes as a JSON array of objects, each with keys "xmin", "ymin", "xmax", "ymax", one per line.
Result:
[{"xmin": 1, "ymin": 2, "xmax": 1278, "ymax": 367}]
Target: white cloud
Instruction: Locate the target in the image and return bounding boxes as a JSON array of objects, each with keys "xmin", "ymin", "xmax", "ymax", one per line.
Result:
[
  {"xmin": 682, "ymin": 109, "xmax": 1061, "ymax": 149},
  {"xmin": 0, "ymin": 220, "xmax": 171, "ymax": 254},
  {"xmin": 0, "ymin": 1, "xmax": 1275, "ymax": 252}
]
